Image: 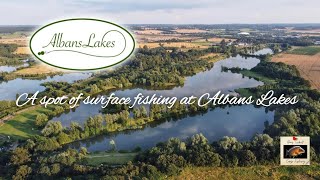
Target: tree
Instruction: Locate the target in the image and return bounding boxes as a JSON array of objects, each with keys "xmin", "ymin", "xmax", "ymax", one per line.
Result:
[
  {"xmin": 35, "ymin": 137, "xmax": 60, "ymax": 151},
  {"xmin": 217, "ymin": 136, "xmax": 242, "ymax": 167},
  {"xmin": 143, "ymin": 45, "xmax": 148, "ymax": 50},
  {"xmin": 51, "ymin": 163, "xmax": 61, "ymax": 175},
  {"xmin": 39, "ymin": 165, "xmax": 51, "ymax": 176},
  {"xmin": 238, "ymin": 150, "xmax": 257, "ymax": 166},
  {"xmin": 251, "ymin": 135, "xmax": 277, "ymax": 163},
  {"xmin": 220, "ymin": 39, "xmax": 227, "ymax": 52},
  {"xmin": 53, "ymin": 106, "xmax": 65, "ymax": 115},
  {"xmin": 155, "ymin": 154, "xmax": 186, "ymax": 175},
  {"xmin": 80, "ymin": 147, "xmax": 88, "ymax": 156},
  {"xmin": 251, "ymin": 134, "xmax": 273, "ymax": 147},
  {"xmin": 109, "ymin": 139, "xmax": 116, "ymax": 152},
  {"xmin": 41, "ymin": 121, "xmax": 63, "ymax": 137},
  {"xmin": 10, "ymin": 147, "xmax": 31, "ymax": 165},
  {"xmin": 218, "ymin": 136, "xmax": 243, "ymax": 151},
  {"xmin": 35, "ymin": 113, "xmax": 49, "ymax": 127},
  {"xmin": 133, "ymin": 107, "xmax": 141, "ymax": 118},
  {"xmin": 25, "ymin": 139, "xmax": 36, "ymax": 150},
  {"xmin": 186, "ymin": 134, "xmax": 221, "ymax": 166},
  {"xmin": 12, "ymin": 165, "xmax": 32, "ymax": 180},
  {"xmin": 57, "ymin": 132, "xmax": 72, "ymax": 144},
  {"xmin": 69, "ymin": 122, "xmax": 82, "ymax": 140},
  {"xmin": 89, "ymin": 84, "xmax": 100, "ymax": 94},
  {"xmin": 84, "ymin": 115, "xmax": 103, "ymax": 135},
  {"xmin": 140, "ymin": 106, "xmax": 148, "ymax": 118}
]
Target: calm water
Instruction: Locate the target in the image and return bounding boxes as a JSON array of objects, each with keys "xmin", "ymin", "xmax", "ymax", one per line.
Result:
[
  {"xmin": 253, "ymin": 48, "xmax": 274, "ymax": 55},
  {"xmin": 0, "ymin": 63, "xmax": 29, "ymax": 73},
  {"xmin": 70, "ymin": 105, "xmax": 273, "ymax": 151},
  {"xmin": 53, "ymin": 55, "xmax": 263, "ymax": 126},
  {"xmin": 0, "ymin": 66, "xmax": 16, "ymax": 72},
  {"xmin": 53, "ymin": 54, "xmax": 275, "ymax": 151},
  {"xmin": 0, "ymin": 73, "xmax": 91, "ymax": 100}
]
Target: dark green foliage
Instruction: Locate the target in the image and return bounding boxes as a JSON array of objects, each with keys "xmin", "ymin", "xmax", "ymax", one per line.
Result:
[{"xmin": 186, "ymin": 134, "xmax": 221, "ymax": 166}]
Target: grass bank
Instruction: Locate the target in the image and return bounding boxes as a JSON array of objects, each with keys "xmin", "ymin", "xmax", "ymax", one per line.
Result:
[
  {"xmin": 235, "ymin": 69, "xmax": 276, "ymax": 97},
  {"xmin": 0, "ymin": 106, "xmax": 51, "ymax": 144},
  {"xmin": 173, "ymin": 165, "xmax": 320, "ymax": 180}
]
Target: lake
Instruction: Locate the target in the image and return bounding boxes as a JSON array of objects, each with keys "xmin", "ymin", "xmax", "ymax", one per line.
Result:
[
  {"xmin": 253, "ymin": 48, "xmax": 274, "ymax": 55},
  {"xmin": 0, "ymin": 63, "xmax": 29, "ymax": 73},
  {"xmin": 53, "ymin": 55, "xmax": 263, "ymax": 126},
  {"xmin": 0, "ymin": 73, "xmax": 91, "ymax": 100},
  {"xmin": 70, "ymin": 105, "xmax": 273, "ymax": 151},
  {"xmin": 52, "ymin": 54, "xmax": 274, "ymax": 151}
]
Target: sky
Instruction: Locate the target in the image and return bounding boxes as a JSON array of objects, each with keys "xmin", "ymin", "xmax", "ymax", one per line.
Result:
[{"xmin": 1, "ymin": 0, "xmax": 320, "ymax": 25}]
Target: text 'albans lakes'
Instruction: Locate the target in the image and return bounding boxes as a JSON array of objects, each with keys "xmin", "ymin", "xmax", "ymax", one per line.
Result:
[{"xmin": 43, "ymin": 33, "xmax": 116, "ymax": 48}]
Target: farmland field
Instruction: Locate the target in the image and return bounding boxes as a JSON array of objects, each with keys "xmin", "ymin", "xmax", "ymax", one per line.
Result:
[
  {"xmin": 173, "ymin": 28, "xmax": 208, "ymax": 33},
  {"xmin": 196, "ymin": 37, "xmax": 235, "ymax": 43},
  {"xmin": 172, "ymin": 165, "xmax": 320, "ymax": 180},
  {"xmin": 12, "ymin": 63, "xmax": 61, "ymax": 75},
  {"xmin": 138, "ymin": 42, "xmax": 208, "ymax": 49},
  {"xmin": 286, "ymin": 27, "xmax": 320, "ymax": 34},
  {"xmin": 14, "ymin": 46, "xmax": 29, "ymax": 54},
  {"xmin": 272, "ymin": 52, "xmax": 320, "ymax": 90},
  {"xmin": 288, "ymin": 46, "xmax": 320, "ymax": 55},
  {"xmin": 0, "ymin": 38, "xmax": 27, "ymax": 46},
  {"xmin": 134, "ymin": 29, "xmax": 163, "ymax": 35}
]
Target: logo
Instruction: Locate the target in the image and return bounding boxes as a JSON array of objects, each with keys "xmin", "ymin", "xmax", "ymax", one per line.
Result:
[
  {"xmin": 280, "ymin": 136, "xmax": 310, "ymax": 165},
  {"xmin": 30, "ymin": 18, "xmax": 135, "ymax": 70}
]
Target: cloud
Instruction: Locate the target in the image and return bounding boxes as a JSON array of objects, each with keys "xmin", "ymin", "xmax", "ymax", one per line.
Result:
[
  {"xmin": 70, "ymin": 0, "xmax": 214, "ymax": 12},
  {"xmin": 0, "ymin": 0, "xmax": 319, "ymax": 24}
]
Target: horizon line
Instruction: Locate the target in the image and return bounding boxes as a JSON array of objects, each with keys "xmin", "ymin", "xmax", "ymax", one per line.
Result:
[{"xmin": 1, "ymin": 22, "xmax": 320, "ymax": 26}]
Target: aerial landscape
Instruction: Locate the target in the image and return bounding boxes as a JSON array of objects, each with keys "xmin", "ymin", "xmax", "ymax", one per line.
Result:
[
  {"xmin": 0, "ymin": 23, "xmax": 320, "ymax": 179},
  {"xmin": 1, "ymin": 0, "xmax": 320, "ymax": 179}
]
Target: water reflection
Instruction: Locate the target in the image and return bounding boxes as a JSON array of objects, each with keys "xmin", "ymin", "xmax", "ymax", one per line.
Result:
[
  {"xmin": 70, "ymin": 105, "xmax": 274, "ymax": 151},
  {"xmin": 53, "ymin": 55, "xmax": 264, "ymax": 126},
  {"xmin": 252, "ymin": 48, "xmax": 274, "ymax": 55},
  {"xmin": 0, "ymin": 73, "xmax": 91, "ymax": 100},
  {"xmin": 0, "ymin": 63, "xmax": 29, "ymax": 73}
]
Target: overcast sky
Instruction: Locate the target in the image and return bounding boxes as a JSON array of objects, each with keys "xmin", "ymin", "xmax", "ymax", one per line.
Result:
[{"xmin": 1, "ymin": 0, "xmax": 320, "ymax": 25}]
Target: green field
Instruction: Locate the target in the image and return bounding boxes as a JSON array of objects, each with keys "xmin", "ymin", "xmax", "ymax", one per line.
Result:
[
  {"xmin": 85, "ymin": 152, "xmax": 137, "ymax": 166},
  {"xmin": 0, "ymin": 106, "xmax": 50, "ymax": 144},
  {"xmin": 241, "ymin": 70, "xmax": 276, "ymax": 84},
  {"xmin": 235, "ymin": 69, "xmax": 276, "ymax": 97},
  {"xmin": 174, "ymin": 165, "xmax": 320, "ymax": 180},
  {"xmin": 191, "ymin": 41, "xmax": 212, "ymax": 46},
  {"xmin": 289, "ymin": 46, "xmax": 320, "ymax": 55}
]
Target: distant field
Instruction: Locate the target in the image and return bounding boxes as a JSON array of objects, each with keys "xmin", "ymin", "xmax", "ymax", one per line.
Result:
[
  {"xmin": 272, "ymin": 53, "xmax": 320, "ymax": 90},
  {"xmin": 173, "ymin": 165, "xmax": 320, "ymax": 180},
  {"xmin": 0, "ymin": 32, "xmax": 28, "ymax": 46},
  {"xmin": 196, "ymin": 37, "xmax": 235, "ymax": 43},
  {"xmin": 136, "ymin": 34, "xmax": 200, "ymax": 43},
  {"xmin": 199, "ymin": 53, "xmax": 221, "ymax": 59},
  {"xmin": 85, "ymin": 152, "xmax": 137, "ymax": 165},
  {"xmin": 138, "ymin": 42, "xmax": 208, "ymax": 49},
  {"xmin": 288, "ymin": 46, "xmax": 320, "ymax": 55},
  {"xmin": 14, "ymin": 46, "xmax": 29, "ymax": 54},
  {"xmin": 13, "ymin": 63, "xmax": 61, "ymax": 75},
  {"xmin": 287, "ymin": 28, "xmax": 320, "ymax": 34},
  {"xmin": 173, "ymin": 29, "xmax": 208, "ymax": 34},
  {"xmin": 0, "ymin": 37, "xmax": 27, "ymax": 46},
  {"xmin": 134, "ymin": 29, "xmax": 163, "ymax": 35}
]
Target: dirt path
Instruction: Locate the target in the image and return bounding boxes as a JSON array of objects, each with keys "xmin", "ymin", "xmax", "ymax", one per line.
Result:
[{"xmin": 0, "ymin": 105, "xmax": 40, "ymax": 126}]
